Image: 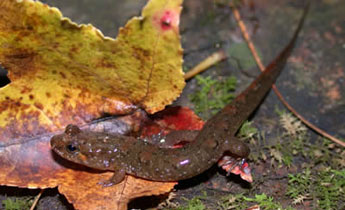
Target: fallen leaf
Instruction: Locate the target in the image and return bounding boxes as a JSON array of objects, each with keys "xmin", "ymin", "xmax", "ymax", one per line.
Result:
[
  {"xmin": 0, "ymin": 0, "xmax": 185, "ymax": 143},
  {"xmin": 0, "ymin": 0, "xmax": 185, "ymax": 209}
]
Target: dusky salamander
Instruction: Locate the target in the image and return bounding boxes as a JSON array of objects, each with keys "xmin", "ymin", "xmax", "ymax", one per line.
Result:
[{"xmin": 51, "ymin": 7, "xmax": 307, "ymax": 186}]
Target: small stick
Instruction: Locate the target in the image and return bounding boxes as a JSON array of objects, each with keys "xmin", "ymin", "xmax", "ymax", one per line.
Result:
[
  {"xmin": 184, "ymin": 50, "xmax": 227, "ymax": 80},
  {"xmin": 30, "ymin": 189, "xmax": 44, "ymax": 210},
  {"xmin": 230, "ymin": 3, "xmax": 345, "ymax": 147}
]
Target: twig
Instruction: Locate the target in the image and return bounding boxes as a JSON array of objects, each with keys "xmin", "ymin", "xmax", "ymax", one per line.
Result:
[
  {"xmin": 30, "ymin": 189, "xmax": 44, "ymax": 210},
  {"xmin": 230, "ymin": 3, "xmax": 345, "ymax": 147},
  {"xmin": 184, "ymin": 50, "xmax": 227, "ymax": 80}
]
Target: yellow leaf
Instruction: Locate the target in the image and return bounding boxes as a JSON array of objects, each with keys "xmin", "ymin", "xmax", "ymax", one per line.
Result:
[{"xmin": 0, "ymin": 0, "xmax": 185, "ymax": 143}]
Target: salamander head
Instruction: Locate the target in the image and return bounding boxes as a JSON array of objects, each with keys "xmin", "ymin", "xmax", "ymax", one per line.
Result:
[{"xmin": 50, "ymin": 124, "xmax": 114, "ymax": 170}]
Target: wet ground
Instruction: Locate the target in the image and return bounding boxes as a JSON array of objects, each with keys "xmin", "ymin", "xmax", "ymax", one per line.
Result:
[{"xmin": 1, "ymin": 0, "xmax": 344, "ymax": 209}]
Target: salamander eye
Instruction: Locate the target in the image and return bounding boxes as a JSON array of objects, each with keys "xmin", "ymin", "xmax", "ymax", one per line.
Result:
[{"xmin": 66, "ymin": 144, "xmax": 79, "ymax": 153}]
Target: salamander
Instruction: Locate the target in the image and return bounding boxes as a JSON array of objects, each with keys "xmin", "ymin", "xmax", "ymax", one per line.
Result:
[{"xmin": 50, "ymin": 7, "xmax": 308, "ymax": 186}]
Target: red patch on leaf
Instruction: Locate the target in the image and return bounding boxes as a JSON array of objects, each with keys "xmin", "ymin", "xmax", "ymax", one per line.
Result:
[
  {"xmin": 141, "ymin": 107, "xmax": 204, "ymax": 137},
  {"xmin": 153, "ymin": 10, "xmax": 180, "ymax": 32}
]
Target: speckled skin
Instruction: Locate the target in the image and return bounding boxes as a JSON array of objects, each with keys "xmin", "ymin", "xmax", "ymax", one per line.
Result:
[{"xmin": 51, "ymin": 9, "xmax": 306, "ymax": 185}]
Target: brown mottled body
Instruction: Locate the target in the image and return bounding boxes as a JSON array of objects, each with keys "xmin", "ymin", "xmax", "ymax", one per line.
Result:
[{"xmin": 51, "ymin": 8, "xmax": 307, "ymax": 185}]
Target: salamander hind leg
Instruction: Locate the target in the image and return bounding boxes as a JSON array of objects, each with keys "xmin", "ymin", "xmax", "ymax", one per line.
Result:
[
  {"xmin": 221, "ymin": 137, "xmax": 252, "ymax": 182},
  {"xmin": 223, "ymin": 136, "xmax": 250, "ymax": 158},
  {"xmin": 98, "ymin": 168, "xmax": 126, "ymax": 187}
]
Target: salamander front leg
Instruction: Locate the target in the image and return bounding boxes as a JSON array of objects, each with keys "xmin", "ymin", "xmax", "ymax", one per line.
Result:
[{"xmin": 98, "ymin": 168, "xmax": 126, "ymax": 187}]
